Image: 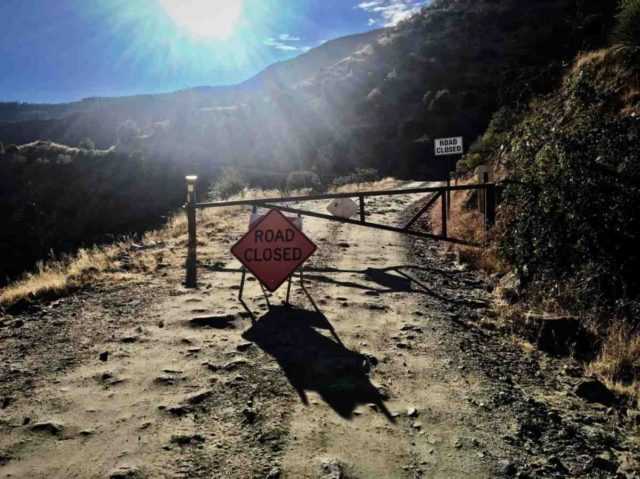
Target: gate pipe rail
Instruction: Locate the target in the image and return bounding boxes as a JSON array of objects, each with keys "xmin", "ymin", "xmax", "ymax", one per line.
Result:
[{"xmin": 184, "ymin": 178, "xmax": 497, "ymax": 288}]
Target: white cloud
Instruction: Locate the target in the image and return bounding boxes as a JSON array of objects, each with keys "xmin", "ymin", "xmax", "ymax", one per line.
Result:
[
  {"xmin": 264, "ymin": 33, "xmax": 306, "ymax": 52},
  {"xmin": 357, "ymin": 0, "xmax": 426, "ymax": 27},
  {"xmin": 278, "ymin": 34, "xmax": 301, "ymax": 42}
]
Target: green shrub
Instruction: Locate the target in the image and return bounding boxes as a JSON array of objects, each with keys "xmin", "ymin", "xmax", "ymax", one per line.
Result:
[
  {"xmin": 210, "ymin": 168, "xmax": 247, "ymax": 200},
  {"xmin": 613, "ymin": 0, "xmax": 640, "ymax": 46},
  {"xmin": 500, "ymin": 105, "xmax": 640, "ymax": 314}
]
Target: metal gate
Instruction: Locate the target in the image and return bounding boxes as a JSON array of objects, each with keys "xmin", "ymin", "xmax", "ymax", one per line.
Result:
[{"xmin": 183, "ymin": 177, "xmax": 496, "ymax": 288}]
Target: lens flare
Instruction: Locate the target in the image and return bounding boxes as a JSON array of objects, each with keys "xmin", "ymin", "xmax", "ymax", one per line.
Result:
[{"xmin": 159, "ymin": 0, "xmax": 245, "ymax": 39}]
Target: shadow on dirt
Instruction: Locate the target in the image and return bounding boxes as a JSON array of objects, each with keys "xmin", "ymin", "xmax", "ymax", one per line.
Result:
[{"xmin": 242, "ymin": 306, "xmax": 395, "ymax": 422}]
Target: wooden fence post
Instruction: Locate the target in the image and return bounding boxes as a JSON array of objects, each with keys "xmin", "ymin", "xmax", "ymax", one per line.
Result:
[
  {"xmin": 485, "ymin": 183, "xmax": 496, "ymax": 231},
  {"xmin": 185, "ymin": 175, "xmax": 198, "ymax": 289}
]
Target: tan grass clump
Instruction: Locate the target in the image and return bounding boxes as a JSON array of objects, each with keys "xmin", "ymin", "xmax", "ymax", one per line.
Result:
[
  {"xmin": 589, "ymin": 323, "xmax": 640, "ymax": 401},
  {"xmin": 0, "ymin": 247, "xmax": 116, "ymax": 307}
]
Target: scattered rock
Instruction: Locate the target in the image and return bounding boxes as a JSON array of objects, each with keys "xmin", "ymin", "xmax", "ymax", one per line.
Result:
[
  {"xmin": 407, "ymin": 407, "xmax": 418, "ymax": 417},
  {"xmin": 170, "ymin": 434, "xmax": 205, "ymax": 446},
  {"xmin": 242, "ymin": 407, "xmax": 257, "ymax": 424},
  {"xmin": 204, "ymin": 358, "xmax": 250, "ymax": 372},
  {"xmin": 575, "ymin": 379, "xmax": 617, "ymax": 406},
  {"xmin": 30, "ymin": 420, "xmax": 64, "ymax": 435},
  {"xmin": 1, "ymin": 397, "xmax": 14, "ymax": 409},
  {"xmin": 265, "ymin": 467, "xmax": 281, "ymax": 479},
  {"xmin": 497, "ymin": 459, "xmax": 517, "ymax": 475},
  {"xmin": 185, "ymin": 390, "xmax": 213, "ymax": 405},
  {"xmin": 108, "ymin": 465, "xmax": 144, "ymax": 479},
  {"xmin": 99, "ymin": 351, "xmax": 109, "ymax": 362},
  {"xmin": 495, "ymin": 272, "xmax": 520, "ymax": 304},
  {"xmin": 320, "ymin": 459, "xmax": 345, "ymax": 479},
  {"xmin": 236, "ymin": 342, "xmax": 253, "ymax": 352},
  {"xmin": 189, "ymin": 314, "xmax": 237, "ymax": 329}
]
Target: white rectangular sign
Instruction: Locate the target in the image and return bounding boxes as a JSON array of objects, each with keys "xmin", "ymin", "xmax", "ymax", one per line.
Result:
[{"xmin": 435, "ymin": 137, "xmax": 463, "ymax": 156}]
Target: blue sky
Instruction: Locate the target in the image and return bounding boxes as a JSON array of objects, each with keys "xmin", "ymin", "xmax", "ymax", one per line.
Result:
[{"xmin": 0, "ymin": 0, "xmax": 426, "ymax": 104}]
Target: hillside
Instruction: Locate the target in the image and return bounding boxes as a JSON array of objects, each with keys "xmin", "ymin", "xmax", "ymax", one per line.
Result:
[{"xmin": 2, "ymin": 0, "xmax": 640, "ymax": 477}]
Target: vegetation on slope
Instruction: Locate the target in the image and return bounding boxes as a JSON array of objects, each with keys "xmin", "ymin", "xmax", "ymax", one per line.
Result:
[{"xmin": 0, "ymin": 141, "xmax": 185, "ymax": 284}]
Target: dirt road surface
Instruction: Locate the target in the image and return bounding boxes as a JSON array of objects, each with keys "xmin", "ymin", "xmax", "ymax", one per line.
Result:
[{"xmin": 1, "ymin": 181, "xmax": 638, "ymax": 478}]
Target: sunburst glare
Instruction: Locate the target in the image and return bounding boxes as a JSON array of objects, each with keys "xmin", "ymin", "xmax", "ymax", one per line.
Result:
[{"xmin": 159, "ymin": 0, "xmax": 245, "ymax": 39}]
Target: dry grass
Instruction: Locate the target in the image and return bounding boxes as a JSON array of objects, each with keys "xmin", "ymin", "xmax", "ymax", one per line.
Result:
[
  {"xmin": 0, "ymin": 178, "xmax": 413, "ymax": 310},
  {"xmin": 0, "ymin": 247, "xmax": 116, "ymax": 308},
  {"xmin": 428, "ymin": 178, "xmax": 505, "ymax": 274},
  {"xmin": 588, "ymin": 323, "xmax": 640, "ymax": 401}
]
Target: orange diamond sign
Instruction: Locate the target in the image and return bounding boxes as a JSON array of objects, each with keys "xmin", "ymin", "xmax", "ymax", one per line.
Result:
[{"xmin": 231, "ymin": 209, "xmax": 317, "ymax": 292}]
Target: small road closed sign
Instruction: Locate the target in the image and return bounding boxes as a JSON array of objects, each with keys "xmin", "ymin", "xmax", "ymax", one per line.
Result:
[
  {"xmin": 231, "ymin": 209, "xmax": 317, "ymax": 292},
  {"xmin": 435, "ymin": 137, "xmax": 464, "ymax": 156}
]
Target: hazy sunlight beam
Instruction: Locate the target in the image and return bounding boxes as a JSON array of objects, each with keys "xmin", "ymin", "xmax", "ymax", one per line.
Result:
[{"xmin": 159, "ymin": 0, "xmax": 245, "ymax": 39}]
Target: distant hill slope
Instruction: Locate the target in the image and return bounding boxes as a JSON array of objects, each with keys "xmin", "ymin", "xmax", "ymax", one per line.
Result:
[{"xmin": 0, "ymin": 29, "xmax": 384, "ymax": 125}]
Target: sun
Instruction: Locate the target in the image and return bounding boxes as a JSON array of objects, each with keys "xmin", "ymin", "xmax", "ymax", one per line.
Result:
[{"xmin": 159, "ymin": 0, "xmax": 245, "ymax": 40}]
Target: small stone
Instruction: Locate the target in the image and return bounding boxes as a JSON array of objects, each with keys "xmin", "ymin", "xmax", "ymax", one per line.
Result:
[
  {"xmin": 407, "ymin": 407, "xmax": 418, "ymax": 417},
  {"xmin": 266, "ymin": 467, "xmax": 281, "ymax": 479},
  {"xmin": 108, "ymin": 465, "xmax": 144, "ymax": 479},
  {"xmin": 30, "ymin": 420, "xmax": 64, "ymax": 435},
  {"xmin": 170, "ymin": 434, "xmax": 205, "ymax": 446},
  {"xmin": 498, "ymin": 459, "xmax": 516, "ymax": 475},
  {"xmin": 99, "ymin": 351, "xmax": 109, "ymax": 362},
  {"xmin": 412, "ymin": 421, "xmax": 422, "ymax": 429}
]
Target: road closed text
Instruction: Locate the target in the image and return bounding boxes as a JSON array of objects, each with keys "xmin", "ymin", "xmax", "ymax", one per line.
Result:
[
  {"xmin": 435, "ymin": 137, "xmax": 464, "ymax": 156},
  {"xmin": 242, "ymin": 228, "xmax": 303, "ymax": 262}
]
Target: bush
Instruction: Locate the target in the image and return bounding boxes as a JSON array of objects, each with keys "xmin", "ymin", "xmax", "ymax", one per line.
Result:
[
  {"xmin": 332, "ymin": 168, "xmax": 380, "ymax": 187},
  {"xmin": 499, "ymin": 104, "xmax": 640, "ymax": 315},
  {"xmin": 210, "ymin": 168, "xmax": 247, "ymax": 200},
  {"xmin": 286, "ymin": 171, "xmax": 325, "ymax": 193},
  {"xmin": 613, "ymin": 0, "xmax": 640, "ymax": 46},
  {"xmin": 117, "ymin": 120, "xmax": 141, "ymax": 146},
  {"xmin": 79, "ymin": 138, "xmax": 95, "ymax": 150}
]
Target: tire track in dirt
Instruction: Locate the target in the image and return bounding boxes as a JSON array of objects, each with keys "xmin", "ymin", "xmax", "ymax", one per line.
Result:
[{"xmin": 0, "ymin": 181, "xmax": 501, "ymax": 479}]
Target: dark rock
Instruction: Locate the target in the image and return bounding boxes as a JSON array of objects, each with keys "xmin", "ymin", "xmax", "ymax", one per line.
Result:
[
  {"xmin": 265, "ymin": 467, "xmax": 281, "ymax": 479},
  {"xmin": 1, "ymin": 397, "xmax": 13, "ymax": 409},
  {"xmin": 189, "ymin": 314, "xmax": 237, "ymax": 329},
  {"xmin": 589, "ymin": 455, "xmax": 618, "ymax": 473},
  {"xmin": 236, "ymin": 342, "xmax": 253, "ymax": 352},
  {"xmin": 185, "ymin": 390, "xmax": 212, "ymax": 405},
  {"xmin": 99, "ymin": 351, "xmax": 109, "ymax": 362},
  {"xmin": 30, "ymin": 420, "xmax": 64, "ymax": 435},
  {"xmin": 109, "ymin": 465, "xmax": 144, "ymax": 479},
  {"xmin": 170, "ymin": 434, "xmax": 205, "ymax": 446},
  {"xmin": 497, "ymin": 459, "xmax": 517, "ymax": 476},
  {"xmin": 496, "ymin": 272, "xmax": 520, "ymax": 304},
  {"xmin": 320, "ymin": 459, "xmax": 345, "ymax": 479},
  {"xmin": 242, "ymin": 407, "xmax": 257, "ymax": 424},
  {"xmin": 575, "ymin": 379, "xmax": 617, "ymax": 406}
]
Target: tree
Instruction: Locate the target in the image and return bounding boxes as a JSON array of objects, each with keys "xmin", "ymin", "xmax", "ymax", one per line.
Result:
[{"xmin": 614, "ymin": 0, "xmax": 640, "ymax": 46}]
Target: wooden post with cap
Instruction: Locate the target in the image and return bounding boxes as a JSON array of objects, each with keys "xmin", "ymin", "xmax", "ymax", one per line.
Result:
[{"xmin": 185, "ymin": 175, "xmax": 198, "ymax": 289}]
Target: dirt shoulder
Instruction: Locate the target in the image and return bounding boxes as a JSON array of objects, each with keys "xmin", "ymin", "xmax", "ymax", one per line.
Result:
[{"xmin": 0, "ymin": 182, "xmax": 638, "ymax": 479}]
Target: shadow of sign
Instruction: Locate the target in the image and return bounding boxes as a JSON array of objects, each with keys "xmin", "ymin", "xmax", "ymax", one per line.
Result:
[{"xmin": 242, "ymin": 306, "xmax": 395, "ymax": 422}]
